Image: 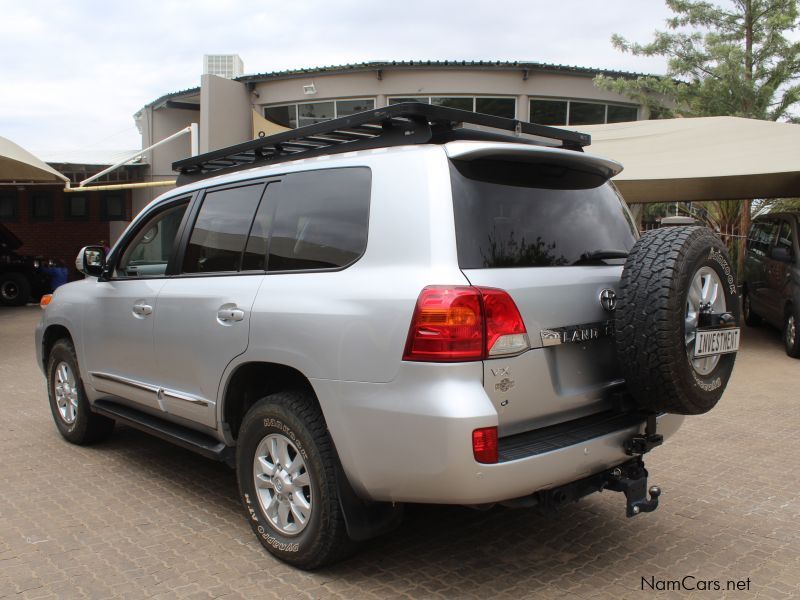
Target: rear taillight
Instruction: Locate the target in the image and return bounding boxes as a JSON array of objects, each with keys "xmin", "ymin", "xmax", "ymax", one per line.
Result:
[
  {"xmin": 403, "ymin": 285, "xmax": 529, "ymax": 362},
  {"xmin": 402, "ymin": 286, "xmax": 484, "ymax": 362},
  {"xmin": 472, "ymin": 427, "xmax": 498, "ymax": 463}
]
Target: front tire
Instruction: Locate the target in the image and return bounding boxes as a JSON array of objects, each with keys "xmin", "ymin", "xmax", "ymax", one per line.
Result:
[
  {"xmin": 236, "ymin": 391, "xmax": 353, "ymax": 569},
  {"xmin": 785, "ymin": 306, "xmax": 800, "ymax": 358},
  {"xmin": 46, "ymin": 339, "xmax": 115, "ymax": 444}
]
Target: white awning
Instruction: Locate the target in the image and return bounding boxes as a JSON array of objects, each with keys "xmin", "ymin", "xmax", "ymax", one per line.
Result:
[
  {"xmin": 573, "ymin": 117, "xmax": 800, "ymax": 203},
  {"xmin": 0, "ymin": 136, "xmax": 69, "ymax": 183}
]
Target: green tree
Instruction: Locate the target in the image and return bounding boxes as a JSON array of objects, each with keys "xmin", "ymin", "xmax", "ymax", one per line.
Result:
[{"xmin": 596, "ymin": 0, "xmax": 800, "ymax": 272}]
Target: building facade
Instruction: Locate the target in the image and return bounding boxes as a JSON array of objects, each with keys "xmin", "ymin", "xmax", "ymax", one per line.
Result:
[{"xmin": 132, "ymin": 60, "xmax": 650, "ymax": 213}]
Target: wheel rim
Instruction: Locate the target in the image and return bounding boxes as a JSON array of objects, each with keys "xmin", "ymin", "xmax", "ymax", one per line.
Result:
[
  {"xmin": 1, "ymin": 280, "xmax": 19, "ymax": 301},
  {"xmin": 253, "ymin": 433, "xmax": 312, "ymax": 536},
  {"xmin": 787, "ymin": 314, "xmax": 797, "ymax": 349},
  {"xmin": 685, "ymin": 266, "xmax": 727, "ymax": 376},
  {"xmin": 53, "ymin": 362, "xmax": 79, "ymax": 424}
]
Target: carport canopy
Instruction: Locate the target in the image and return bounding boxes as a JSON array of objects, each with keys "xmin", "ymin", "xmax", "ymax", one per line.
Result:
[
  {"xmin": 573, "ymin": 117, "xmax": 800, "ymax": 204},
  {"xmin": 0, "ymin": 135, "xmax": 69, "ymax": 183}
]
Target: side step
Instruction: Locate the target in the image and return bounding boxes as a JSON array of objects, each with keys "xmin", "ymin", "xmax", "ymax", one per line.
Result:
[{"xmin": 93, "ymin": 399, "xmax": 234, "ymax": 465}]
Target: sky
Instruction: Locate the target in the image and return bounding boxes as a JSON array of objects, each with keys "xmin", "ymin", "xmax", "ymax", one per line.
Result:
[{"xmin": 0, "ymin": 1, "xmax": 675, "ymax": 156}]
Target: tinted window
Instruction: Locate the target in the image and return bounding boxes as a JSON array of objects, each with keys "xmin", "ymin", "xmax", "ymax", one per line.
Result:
[
  {"xmin": 183, "ymin": 184, "xmax": 264, "ymax": 273},
  {"xmin": 450, "ymin": 161, "xmax": 637, "ymax": 268},
  {"xmin": 777, "ymin": 220, "xmax": 794, "ymax": 251},
  {"xmin": 569, "ymin": 102, "xmax": 606, "ymax": 125},
  {"xmin": 607, "ymin": 105, "xmax": 638, "ymax": 123},
  {"xmin": 748, "ymin": 220, "xmax": 779, "ymax": 256},
  {"xmin": 117, "ymin": 201, "xmax": 188, "ymax": 278},
  {"xmin": 530, "ymin": 99, "xmax": 568, "ymax": 125},
  {"xmin": 431, "ymin": 97, "xmax": 473, "ymax": 111},
  {"xmin": 29, "ymin": 191, "xmax": 54, "ymax": 220},
  {"xmin": 241, "ymin": 183, "xmax": 279, "ymax": 271},
  {"xmin": 476, "ymin": 98, "xmax": 515, "ymax": 118},
  {"xmin": 268, "ymin": 168, "xmax": 371, "ymax": 271}
]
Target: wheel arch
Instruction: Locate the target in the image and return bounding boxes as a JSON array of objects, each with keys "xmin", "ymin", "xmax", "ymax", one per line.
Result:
[
  {"xmin": 41, "ymin": 324, "xmax": 74, "ymax": 371},
  {"xmin": 221, "ymin": 361, "xmax": 319, "ymax": 443}
]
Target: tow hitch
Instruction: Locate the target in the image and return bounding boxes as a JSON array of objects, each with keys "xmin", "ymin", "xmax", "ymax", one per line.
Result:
[{"xmin": 606, "ymin": 458, "xmax": 661, "ymax": 517}]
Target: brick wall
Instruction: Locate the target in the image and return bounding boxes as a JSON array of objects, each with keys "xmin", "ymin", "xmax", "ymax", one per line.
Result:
[{"xmin": 1, "ymin": 186, "xmax": 132, "ymax": 281}]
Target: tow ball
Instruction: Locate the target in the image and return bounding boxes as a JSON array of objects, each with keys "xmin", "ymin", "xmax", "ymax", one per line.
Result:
[{"xmin": 605, "ymin": 459, "xmax": 661, "ymax": 517}]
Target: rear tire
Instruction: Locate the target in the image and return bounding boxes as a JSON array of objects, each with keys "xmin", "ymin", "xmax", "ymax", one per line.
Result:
[
  {"xmin": 615, "ymin": 227, "xmax": 739, "ymax": 415},
  {"xmin": 46, "ymin": 339, "xmax": 115, "ymax": 444},
  {"xmin": 236, "ymin": 391, "xmax": 354, "ymax": 569},
  {"xmin": 785, "ymin": 305, "xmax": 800, "ymax": 358},
  {"xmin": 742, "ymin": 289, "xmax": 762, "ymax": 326},
  {"xmin": 0, "ymin": 273, "xmax": 31, "ymax": 306}
]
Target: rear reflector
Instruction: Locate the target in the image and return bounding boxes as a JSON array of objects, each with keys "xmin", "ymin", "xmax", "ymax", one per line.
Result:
[
  {"xmin": 472, "ymin": 427, "xmax": 498, "ymax": 464},
  {"xmin": 403, "ymin": 286, "xmax": 528, "ymax": 362}
]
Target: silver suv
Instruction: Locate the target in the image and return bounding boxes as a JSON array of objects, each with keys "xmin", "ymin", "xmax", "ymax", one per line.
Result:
[{"xmin": 35, "ymin": 105, "xmax": 740, "ymax": 569}]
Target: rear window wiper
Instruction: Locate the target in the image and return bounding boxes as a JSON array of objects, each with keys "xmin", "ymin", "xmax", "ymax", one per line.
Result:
[{"xmin": 572, "ymin": 250, "xmax": 629, "ymax": 265}]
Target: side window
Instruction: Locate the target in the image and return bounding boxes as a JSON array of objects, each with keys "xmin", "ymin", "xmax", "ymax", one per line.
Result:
[
  {"xmin": 749, "ymin": 220, "xmax": 778, "ymax": 257},
  {"xmin": 268, "ymin": 168, "xmax": 371, "ymax": 272},
  {"xmin": 777, "ymin": 220, "xmax": 794, "ymax": 252},
  {"xmin": 116, "ymin": 200, "xmax": 189, "ymax": 278},
  {"xmin": 182, "ymin": 184, "xmax": 265, "ymax": 273}
]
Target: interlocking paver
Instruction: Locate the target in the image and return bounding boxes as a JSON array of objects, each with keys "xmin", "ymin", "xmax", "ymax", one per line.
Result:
[{"xmin": 1, "ymin": 305, "xmax": 798, "ymax": 598}]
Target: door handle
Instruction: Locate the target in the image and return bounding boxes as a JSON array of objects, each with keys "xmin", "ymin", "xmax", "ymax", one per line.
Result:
[
  {"xmin": 133, "ymin": 302, "xmax": 153, "ymax": 317},
  {"xmin": 217, "ymin": 307, "xmax": 245, "ymax": 322}
]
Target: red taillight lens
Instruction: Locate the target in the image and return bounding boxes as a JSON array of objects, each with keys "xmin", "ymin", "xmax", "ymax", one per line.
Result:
[
  {"xmin": 472, "ymin": 427, "xmax": 498, "ymax": 464},
  {"xmin": 403, "ymin": 286, "xmax": 484, "ymax": 361},
  {"xmin": 477, "ymin": 287, "xmax": 529, "ymax": 357},
  {"xmin": 403, "ymin": 286, "xmax": 528, "ymax": 362}
]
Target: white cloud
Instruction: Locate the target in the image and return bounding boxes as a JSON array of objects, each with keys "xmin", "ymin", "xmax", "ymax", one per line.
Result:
[{"xmin": 0, "ymin": 0, "xmax": 674, "ymax": 154}]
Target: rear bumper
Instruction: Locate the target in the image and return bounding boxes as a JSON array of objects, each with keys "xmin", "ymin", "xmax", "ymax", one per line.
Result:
[{"xmin": 312, "ymin": 364, "xmax": 684, "ymax": 505}]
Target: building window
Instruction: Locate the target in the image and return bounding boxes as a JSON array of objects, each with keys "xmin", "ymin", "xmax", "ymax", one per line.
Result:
[
  {"xmin": 64, "ymin": 195, "xmax": 89, "ymax": 220},
  {"xmin": 389, "ymin": 96, "xmax": 516, "ymax": 119},
  {"xmin": 569, "ymin": 101, "xmax": 606, "ymax": 126},
  {"xmin": 102, "ymin": 192, "xmax": 126, "ymax": 220},
  {"xmin": 607, "ymin": 104, "xmax": 639, "ymax": 123},
  {"xmin": 0, "ymin": 191, "xmax": 17, "ymax": 220},
  {"xmin": 264, "ymin": 98, "xmax": 376, "ymax": 129},
  {"xmin": 29, "ymin": 191, "xmax": 54, "ymax": 221},
  {"xmin": 530, "ymin": 99, "xmax": 569, "ymax": 125},
  {"xmin": 530, "ymin": 98, "xmax": 639, "ymax": 126}
]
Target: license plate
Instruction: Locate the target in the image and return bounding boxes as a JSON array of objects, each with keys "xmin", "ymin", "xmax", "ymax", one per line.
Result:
[{"xmin": 694, "ymin": 328, "xmax": 740, "ymax": 358}]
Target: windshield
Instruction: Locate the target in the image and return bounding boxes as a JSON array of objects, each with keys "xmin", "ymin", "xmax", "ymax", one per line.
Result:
[{"xmin": 449, "ymin": 159, "xmax": 638, "ymax": 268}]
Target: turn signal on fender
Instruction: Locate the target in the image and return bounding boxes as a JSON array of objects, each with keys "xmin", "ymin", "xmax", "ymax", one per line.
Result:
[{"xmin": 39, "ymin": 294, "xmax": 53, "ymax": 308}]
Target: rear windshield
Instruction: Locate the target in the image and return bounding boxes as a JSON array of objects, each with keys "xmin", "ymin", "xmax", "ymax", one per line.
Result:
[{"xmin": 450, "ymin": 159, "xmax": 637, "ymax": 268}]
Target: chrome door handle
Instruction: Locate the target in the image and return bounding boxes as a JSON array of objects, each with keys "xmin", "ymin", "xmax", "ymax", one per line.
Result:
[
  {"xmin": 133, "ymin": 302, "xmax": 153, "ymax": 316},
  {"xmin": 217, "ymin": 308, "xmax": 245, "ymax": 322}
]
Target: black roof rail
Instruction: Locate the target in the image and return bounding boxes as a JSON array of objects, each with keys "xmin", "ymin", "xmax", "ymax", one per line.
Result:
[{"xmin": 172, "ymin": 103, "xmax": 591, "ymax": 185}]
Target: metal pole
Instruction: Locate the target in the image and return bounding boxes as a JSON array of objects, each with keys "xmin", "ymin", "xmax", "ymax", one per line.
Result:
[{"xmin": 78, "ymin": 126, "xmax": 191, "ymax": 187}]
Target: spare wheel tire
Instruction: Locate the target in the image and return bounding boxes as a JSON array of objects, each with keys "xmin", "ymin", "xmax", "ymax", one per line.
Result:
[{"xmin": 615, "ymin": 226, "xmax": 739, "ymax": 415}]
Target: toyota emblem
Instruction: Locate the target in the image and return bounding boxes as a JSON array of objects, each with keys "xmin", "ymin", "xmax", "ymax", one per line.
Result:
[{"xmin": 600, "ymin": 289, "xmax": 617, "ymax": 312}]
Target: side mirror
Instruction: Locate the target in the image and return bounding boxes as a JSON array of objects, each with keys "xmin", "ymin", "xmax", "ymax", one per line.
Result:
[
  {"xmin": 76, "ymin": 246, "xmax": 106, "ymax": 277},
  {"xmin": 770, "ymin": 246, "xmax": 793, "ymax": 263}
]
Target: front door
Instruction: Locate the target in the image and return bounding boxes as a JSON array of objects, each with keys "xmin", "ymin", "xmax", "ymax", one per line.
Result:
[
  {"xmin": 84, "ymin": 198, "xmax": 191, "ymax": 412},
  {"xmin": 153, "ymin": 181, "xmax": 276, "ymax": 428}
]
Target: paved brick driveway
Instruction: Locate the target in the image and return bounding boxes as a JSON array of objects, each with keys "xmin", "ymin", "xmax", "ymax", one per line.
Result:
[{"xmin": 1, "ymin": 306, "xmax": 798, "ymax": 599}]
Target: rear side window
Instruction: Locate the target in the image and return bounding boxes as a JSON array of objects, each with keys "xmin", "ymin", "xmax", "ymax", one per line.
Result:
[
  {"xmin": 183, "ymin": 184, "xmax": 265, "ymax": 273},
  {"xmin": 267, "ymin": 167, "xmax": 371, "ymax": 271},
  {"xmin": 777, "ymin": 220, "xmax": 794, "ymax": 252},
  {"xmin": 450, "ymin": 160, "xmax": 637, "ymax": 268},
  {"xmin": 747, "ymin": 220, "xmax": 779, "ymax": 256}
]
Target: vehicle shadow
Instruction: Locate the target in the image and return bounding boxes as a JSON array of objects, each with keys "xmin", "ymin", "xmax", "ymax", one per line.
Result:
[{"xmin": 95, "ymin": 425, "xmax": 666, "ymax": 597}]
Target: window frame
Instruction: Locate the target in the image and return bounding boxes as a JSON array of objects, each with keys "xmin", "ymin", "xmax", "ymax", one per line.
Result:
[
  {"xmin": 529, "ymin": 97, "xmax": 639, "ymax": 126},
  {"xmin": 28, "ymin": 190, "xmax": 55, "ymax": 221},
  {"xmin": 64, "ymin": 194, "xmax": 90, "ymax": 221},
  {"xmin": 263, "ymin": 97, "xmax": 377, "ymax": 129},
  {"xmin": 107, "ymin": 195, "xmax": 195, "ymax": 281},
  {"xmin": 0, "ymin": 190, "xmax": 18, "ymax": 221}
]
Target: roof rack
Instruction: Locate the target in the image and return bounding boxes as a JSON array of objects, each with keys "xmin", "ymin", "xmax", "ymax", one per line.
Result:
[{"xmin": 172, "ymin": 103, "xmax": 591, "ymax": 184}]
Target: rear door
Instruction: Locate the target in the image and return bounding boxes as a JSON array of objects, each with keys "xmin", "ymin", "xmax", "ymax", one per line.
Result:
[
  {"xmin": 153, "ymin": 180, "xmax": 277, "ymax": 428},
  {"xmin": 763, "ymin": 218, "xmax": 796, "ymax": 324},
  {"xmin": 448, "ymin": 157, "xmax": 638, "ymax": 435},
  {"xmin": 745, "ymin": 219, "xmax": 779, "ymax": 317}
]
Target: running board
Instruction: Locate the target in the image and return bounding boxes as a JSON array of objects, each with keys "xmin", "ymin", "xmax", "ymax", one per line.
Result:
[{"xmin": 93, "ymin": 399, "xmax": 234, "ymax": 465}]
